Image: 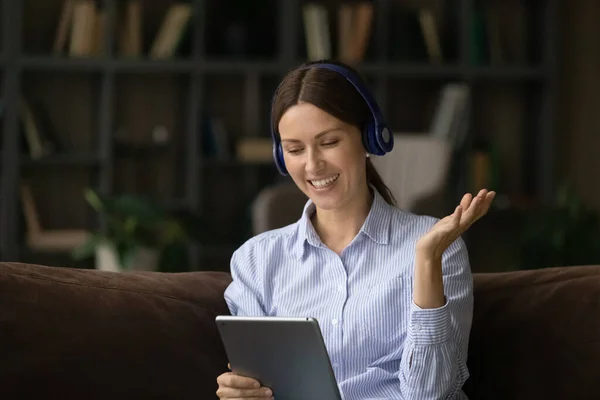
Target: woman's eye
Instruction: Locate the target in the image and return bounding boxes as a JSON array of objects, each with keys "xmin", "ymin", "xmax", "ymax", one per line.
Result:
[
  {"xmin": 286, "ymin": 148, "xmax": 302, "ymax": 154},
  {"xmin": 322, "ymin": 140, "xmax": 338, "ymax": 146}
]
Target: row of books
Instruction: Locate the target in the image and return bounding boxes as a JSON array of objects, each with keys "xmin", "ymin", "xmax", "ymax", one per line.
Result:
[
  {"xmin": 301, "ymin": 1, "xmax": 446, "ymax": 64},
  {"xmin": 53, "ymin": 0, "xmax": 192, "ymax": 59},
  {"xmin": 47, "ymin": 0, "xmax": 527, "ymax": 64},
  {"xmin": 303, "ymin": 2, "xmax": 374, "ymax": 64},
  {"xmin": 302, "ymin": 0, "xmax": 528, "ymax": 65}
]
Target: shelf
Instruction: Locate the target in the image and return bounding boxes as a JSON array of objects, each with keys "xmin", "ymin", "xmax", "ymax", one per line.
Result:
[
  {"xmin": 200, "ymin": 60, "xmax": 289, "ymax": 74},
  {"xmin": 20, "ymin": 154, "xmax": 102, "ymax": 167},
  {"xmin": 19, "ymin": 56, "xmax": 106, "ymax": 71},
  {"xmin": 202, "ymin": 159, "xmax": 274, "ymax": 168},
  {"xmin": 111, "ymin": 72, "xmax": 189, "ymax": 201},
  {"xmin": 112, "ymin": 59, "xmax": 196, "ymax": 73},
  {"xmin": 15, "ymin": 56, "xmax": 549, "ymax": 82},
  {"xmin": 0, "ymin": 0, "xmax": 559, "ymax": 273},
  {"xmin": 17, "ymin": 56, "xmax": 287, "ymax": 75},
  {"xmin": 469, "ymin": 65, "xmax": 548, "ymax": 81},
  {"xmin": 361, "ymin": 63, "xmax": 463, "ymax": 78}
]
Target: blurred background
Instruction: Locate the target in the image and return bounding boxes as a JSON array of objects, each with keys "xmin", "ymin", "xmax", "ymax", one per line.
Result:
[{"xmin": 0, "ymin": 0, "xmax": 598, "ymax": 275}]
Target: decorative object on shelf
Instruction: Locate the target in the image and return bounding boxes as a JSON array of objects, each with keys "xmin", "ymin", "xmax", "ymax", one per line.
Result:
[
  {"xmin": 94, "ymin": 243, "xmax": 158, "ymax": 273},
  {"xmin": 151, "ymin": 125, "xmax": 170, "ymax": 145},
  {"xmin": 71, "ymin": 188, "xmax": 191, "ymax": 272},
  {"xmin": 519, "ymin": 183, "xmax": 600, "ymax": 270},
  {"xmin": 20, "ymin": 183, "xmax": 90, "ymax": 252}
]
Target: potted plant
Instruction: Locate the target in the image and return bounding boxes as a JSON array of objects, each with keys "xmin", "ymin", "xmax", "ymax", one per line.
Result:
[
  {"xmin": 519, "ymin": 182, "xmax": 600, "ymax": 269},
  {"xmin": 71, "ymin": 188, "xmax": 190, "ymax": 273}
]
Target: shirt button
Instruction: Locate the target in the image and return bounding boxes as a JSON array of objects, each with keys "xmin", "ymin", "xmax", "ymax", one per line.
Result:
[
  {"xmin": 415, "ymin": 323, "xmax": 422, "ymax": 331},
  {"xmin": 332, "ymin": 362, "xmax": 339, "ymax": 368},
  {"xmin": 332, "ymin": 318, "xmax": 339, "ymax": 325}
]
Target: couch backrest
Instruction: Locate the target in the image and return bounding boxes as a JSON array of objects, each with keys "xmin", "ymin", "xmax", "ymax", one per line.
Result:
[
  {"xmin": 464, "ymin": 265, "xmax": 600, "ymax": 400},
  {"xmin": 0, "ymin": 262, "xmax": 232, "ymax": 399},
  {"xmin": 3, "ymin": 261, "xmax": 600, "ymax": 399}
]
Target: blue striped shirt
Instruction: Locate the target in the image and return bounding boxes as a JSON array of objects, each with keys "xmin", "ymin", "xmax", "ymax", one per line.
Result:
[{"xmin": 224, "ymin": 187, "xmax": 473, "ymax": 400}]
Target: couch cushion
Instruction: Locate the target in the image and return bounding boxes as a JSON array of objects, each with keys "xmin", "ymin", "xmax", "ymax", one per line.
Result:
[
  {"xmin": 464, "ymin": 265, "xmax": 600, "ymax": 400},
  {"xmin": 0, "ymin": 262, "xmax": 233, "ymax": 399}
]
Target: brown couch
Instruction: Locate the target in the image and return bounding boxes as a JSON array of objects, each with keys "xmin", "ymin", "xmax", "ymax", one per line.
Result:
[{"xmin": 1, "ymin": 261, "xmax": 599, "ymax": 399}]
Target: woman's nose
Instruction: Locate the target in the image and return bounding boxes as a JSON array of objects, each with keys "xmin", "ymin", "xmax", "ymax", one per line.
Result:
[{"xmin": 305, "ymin": 149, "xmax": 325, "ymax": 174}]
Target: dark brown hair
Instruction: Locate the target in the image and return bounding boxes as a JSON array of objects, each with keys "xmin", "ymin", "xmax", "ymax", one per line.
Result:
[{"xmin": 271, "ymin": 60, "xmax": 397, "ymax": 206}]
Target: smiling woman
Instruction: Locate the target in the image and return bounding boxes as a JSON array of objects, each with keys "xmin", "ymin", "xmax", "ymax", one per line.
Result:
[
  {"xmin": 273, "ymin": 61, "xmax": 396, "ymax": 207},
  {"xmin": 216, "ymin": 60, "xmax": 496, "ymax": 400},
  {"xmin": 279, "ymin": 102, "xmax": 366, "ymax": 206}
]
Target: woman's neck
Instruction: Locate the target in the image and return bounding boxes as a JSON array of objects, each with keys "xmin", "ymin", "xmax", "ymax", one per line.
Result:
[{"xmin": 311, "ymin": 186, "xmax": 373, "ymax": 254}]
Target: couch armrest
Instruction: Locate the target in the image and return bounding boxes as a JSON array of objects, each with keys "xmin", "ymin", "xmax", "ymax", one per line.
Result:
[{"xmin": 0, "ymin": 262, "xmax": 232, "ymax": 399}]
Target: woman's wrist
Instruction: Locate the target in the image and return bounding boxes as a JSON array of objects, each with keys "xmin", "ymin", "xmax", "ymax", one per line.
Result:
[
  {"xmin": 415, "ymin": 249, "xmax": 442, "ymax": 266},
  {"xmin": 413, "ymin": 251, "xmax": 445, "ymax": 309}
]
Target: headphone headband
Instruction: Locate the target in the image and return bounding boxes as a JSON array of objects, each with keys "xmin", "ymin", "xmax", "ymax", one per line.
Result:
[{"xmin": 271, "ymin": 62, "xmax": 393, "ymax": 175}]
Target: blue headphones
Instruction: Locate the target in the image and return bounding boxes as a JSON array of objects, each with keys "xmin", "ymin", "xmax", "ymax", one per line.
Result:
[{"xmin": 270, "ymin": 62, "xmax": 394, "ymax": 176}]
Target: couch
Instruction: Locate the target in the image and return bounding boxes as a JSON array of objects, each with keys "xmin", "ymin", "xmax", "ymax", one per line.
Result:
[{"xmin": 1, "ymin": 261, "xmax": 599, "ymax": 399}]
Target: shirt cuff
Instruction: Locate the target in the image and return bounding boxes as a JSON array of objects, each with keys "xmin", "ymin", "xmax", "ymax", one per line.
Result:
[{"xmin": 408, "ymin": 298, "xmax": 451, "ymax": 345}]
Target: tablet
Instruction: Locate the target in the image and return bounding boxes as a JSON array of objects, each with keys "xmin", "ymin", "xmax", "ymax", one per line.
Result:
[{"xmin": 215, "ymin": 315, "xmax": 342, "ymax": 400}]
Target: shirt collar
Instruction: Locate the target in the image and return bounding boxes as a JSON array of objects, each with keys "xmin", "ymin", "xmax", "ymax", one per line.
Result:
[{"xmin": 294, "ymin": 185, "xmax": 392, "ymax": 260}]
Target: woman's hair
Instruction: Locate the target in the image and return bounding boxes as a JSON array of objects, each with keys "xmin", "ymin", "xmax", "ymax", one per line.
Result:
[{"xmin": 271, "ymin": 60, "xmax": 397, "ymax": 206}]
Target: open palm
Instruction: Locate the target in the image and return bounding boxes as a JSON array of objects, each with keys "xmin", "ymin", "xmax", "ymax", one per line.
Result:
[{"xmin": 416, "ymin": 189, "xmax": 496, "ymax": 260}]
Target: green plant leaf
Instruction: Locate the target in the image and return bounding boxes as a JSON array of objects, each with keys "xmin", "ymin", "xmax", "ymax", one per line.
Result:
[
  {"xmin": 76, "ymin": 187, "xmax": 198, "ymax": 271},
  {"xmin": 115, "ymin": 243, "xmax": 137, "ymax": 270},
  {"xmin": 520, "ymin": 182, "xmax": 600, "ymax": 269},
  {"xmin": 71, "ymin": 235, "xmax": 106, "ymax": 260},
  {"xmin": 83, "ymin": 188, "xmax": 106, "ymax": 212}
]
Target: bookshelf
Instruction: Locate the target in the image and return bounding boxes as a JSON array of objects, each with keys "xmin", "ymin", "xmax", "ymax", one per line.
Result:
[{"xmin": 0, "ymin": 0, "xmax": 558, "ymax": 272}]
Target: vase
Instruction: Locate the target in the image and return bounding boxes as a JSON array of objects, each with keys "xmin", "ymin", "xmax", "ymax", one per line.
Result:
[{"xmin": 95, "ymin": 244, "xmax": 158, "ymax": 272}]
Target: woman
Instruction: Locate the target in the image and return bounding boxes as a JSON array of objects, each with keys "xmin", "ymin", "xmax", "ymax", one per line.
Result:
[{"xmin": 216, "ymin": 60, "xmax": 495, "ymax": 400}]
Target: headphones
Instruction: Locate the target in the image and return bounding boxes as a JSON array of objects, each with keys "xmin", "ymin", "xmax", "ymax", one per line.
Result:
[{"xmin": 270, "ymin": 62, "xmax": 394, "ymax": 176}]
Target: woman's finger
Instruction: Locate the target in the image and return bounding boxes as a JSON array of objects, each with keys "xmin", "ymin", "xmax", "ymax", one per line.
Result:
[
  {"xmin": 464, "ymin": 191, "xmax": 496, "ymax": 228},
  {"xmin": 471, "ymin": 191, "xmax": 495, "ymax": 221},
  {"xmin": 481, "ymin": 191, "xmax": 496, "ymax": 215},
  {"xmin": 217, "ymin": 373, "xmax": 261, "ymax": 389},
  {"xmin": 219, "ymin": 387, "xmax": 273, "ymax": 398},
  {"xmin": 453, "ymin": 205, "xmax": 462, "ymax": 228},
  {"xmin": 460, "ymin": 193, "xmax": 473, "ymax": 210},
  {"xmin": 217, "ymin": 385, "xmax": 273, "ymax": 399},
  {"xmin": 461, "ymin": 195, "xmax": 482, "ymax": 225}
]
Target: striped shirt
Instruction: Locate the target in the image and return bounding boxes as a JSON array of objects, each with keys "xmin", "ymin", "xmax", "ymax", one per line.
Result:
[{"xmin": 224, "ymin": 186, "xmax": 472, "ymax": 400}]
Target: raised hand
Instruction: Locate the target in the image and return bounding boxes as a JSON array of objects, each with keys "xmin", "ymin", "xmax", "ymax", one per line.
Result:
[{"xmin": 416, "ymin": 189, "xmax": 496, "ymax": 261}]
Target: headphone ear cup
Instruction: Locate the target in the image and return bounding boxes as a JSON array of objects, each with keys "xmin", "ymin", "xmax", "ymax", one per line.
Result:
[
  {"xmin": 362, "ymin": 121, "xmax": 377, "ymax": 154},
  {"xmin": 274, "ymin": 142, "xmax": 288, "ymax": 175},
  {"xmin": 375, "ymin": 125, "xmax": 394, "ymax": 154},
  {"xmin": 364, "ymin": 120, "xmax": 385, "ymax": 156}
]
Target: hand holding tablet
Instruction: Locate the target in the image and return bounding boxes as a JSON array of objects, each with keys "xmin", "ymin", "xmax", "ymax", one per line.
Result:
[
  {"xmin": 216, "ymin": 364, "xmax": 273, "ymax": 399},
  {"xmin": 215, "ymin": 316, "xmax": 343, "ymax": 400}
]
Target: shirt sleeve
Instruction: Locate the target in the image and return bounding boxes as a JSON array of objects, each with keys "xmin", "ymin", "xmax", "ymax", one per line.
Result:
[
  {"xmin": 398, "ymin": 236, "xmax": 473, "ymax": 399},
  {"xmin": 223, "ymin": 240, "xmax": 267, "ymax": 317}
]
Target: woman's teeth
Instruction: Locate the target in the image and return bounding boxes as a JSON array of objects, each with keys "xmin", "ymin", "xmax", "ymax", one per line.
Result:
[{"xmin": 310, "ymin": 174, "xmax": 339, "ymax": 188}]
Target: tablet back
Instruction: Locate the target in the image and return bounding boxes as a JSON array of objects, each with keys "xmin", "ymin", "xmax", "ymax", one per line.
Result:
[{"xmin": 216, "ymin": 316, "xmax": 342, "ymax": 400}]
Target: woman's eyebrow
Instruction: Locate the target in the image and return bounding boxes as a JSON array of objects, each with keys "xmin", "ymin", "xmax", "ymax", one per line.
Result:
[{"xmin": 281, "ymin": 128, "xmax": 340, "ymax": 143}]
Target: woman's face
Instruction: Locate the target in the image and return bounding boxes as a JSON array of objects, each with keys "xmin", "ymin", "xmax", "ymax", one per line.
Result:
[{"xmin": 278, "ymin": 102, "xmax": 368, "ymax": 212}]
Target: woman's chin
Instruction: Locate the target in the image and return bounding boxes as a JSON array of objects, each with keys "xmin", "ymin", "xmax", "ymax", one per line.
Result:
[{"xmin": 307, "ymin": 184, "xmax": 345, "ymax": 210}]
